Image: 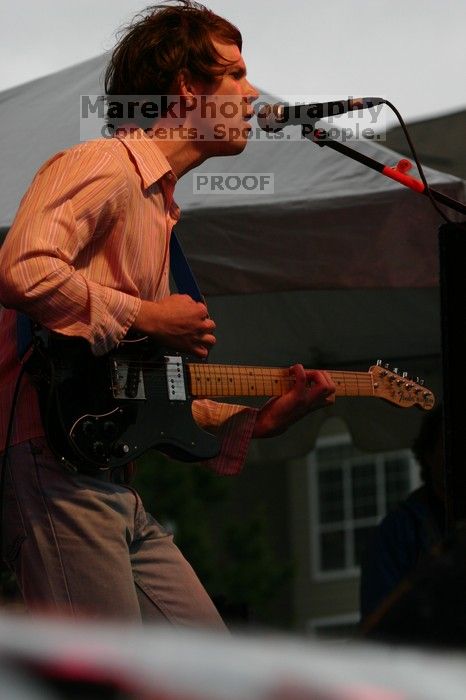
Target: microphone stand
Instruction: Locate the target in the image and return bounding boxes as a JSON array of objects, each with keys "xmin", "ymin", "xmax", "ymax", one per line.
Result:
[{"xmin": 304, "ymin": 126, "xmax": 466, "ymax": 536}]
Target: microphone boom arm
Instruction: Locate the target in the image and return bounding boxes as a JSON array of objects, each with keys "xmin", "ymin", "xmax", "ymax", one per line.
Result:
[{"xmin": 307, "ymin": 127, "xmax": 466, "ymax": 216}]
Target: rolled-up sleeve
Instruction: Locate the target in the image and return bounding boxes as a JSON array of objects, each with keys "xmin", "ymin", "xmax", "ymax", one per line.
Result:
[
  {"xmin": 0, "ymin": 145, "xmax": 141, "ymax": 355},
  {"xmin": 192, "ymin": 399, "xmax": 258, "ymax": 475}
]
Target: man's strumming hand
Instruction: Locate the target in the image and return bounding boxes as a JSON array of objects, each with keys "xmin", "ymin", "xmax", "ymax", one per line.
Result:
[{"xmin": 132, "ymin": 295, "xmax": 216, "ymax": 358}]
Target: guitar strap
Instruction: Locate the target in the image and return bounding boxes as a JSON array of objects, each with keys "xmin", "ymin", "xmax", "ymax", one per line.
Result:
[
  {"xmin": 169, "ymin": 229, "xmax": 204, "ymax": 302},
  {"xmin": 16, "ymin": 313, "xmax": 33, "ymax": 362},
  {"xmin": 16, "ymin": 228, "xmax": 202, "ymax": 360}
]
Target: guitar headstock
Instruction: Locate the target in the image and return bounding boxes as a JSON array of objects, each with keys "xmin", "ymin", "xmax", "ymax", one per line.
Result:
[{"xmin": 369, "ymin": 361, "xmax": 435, "ymax": 411}]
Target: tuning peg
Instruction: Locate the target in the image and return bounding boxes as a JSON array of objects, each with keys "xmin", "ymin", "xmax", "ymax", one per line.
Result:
[
  {"xmin": 384, "ymin": 363, "xmax": 390, "ymax": 369},
  {"xmin": 419, "ymin": 378, "xmax": 425, "ymax": 386},
  {"xmin": 376, "ymin": 359, "xmax": 388, "ymax": 377},
  {"xmin": 393, "ymin": 367, "xmax": 399, "ymax": 374},
  {"xmin": 402, "ymin": 371, "xmax": 408, "ymax": 378}
]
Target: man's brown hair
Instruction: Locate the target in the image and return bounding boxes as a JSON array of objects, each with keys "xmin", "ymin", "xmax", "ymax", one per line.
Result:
[{"xmin": 105, "ymin": 1, "xmax": 242, "ymax": 98}]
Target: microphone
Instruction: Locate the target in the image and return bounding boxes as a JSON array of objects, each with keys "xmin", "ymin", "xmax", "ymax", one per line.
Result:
[{"xmin": 256, "ymin": 97, "xmax": 385, "ymax": 131}]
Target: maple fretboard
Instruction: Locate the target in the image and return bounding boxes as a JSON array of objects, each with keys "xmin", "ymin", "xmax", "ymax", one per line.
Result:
[{"xmin": 187, "ymin": 364, "xmax": 374, "ymax": 398}]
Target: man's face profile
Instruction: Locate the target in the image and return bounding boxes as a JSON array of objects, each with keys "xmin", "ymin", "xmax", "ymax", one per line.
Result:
[{"xmin": 185, "ymin": 38, "xmax": 259, "ymax": 155}]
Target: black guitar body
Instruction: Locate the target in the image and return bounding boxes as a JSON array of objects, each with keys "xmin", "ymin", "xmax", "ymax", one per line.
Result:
[{"xmin": 30, "ymin": 333, "xmax": 220, "ymax": 471}]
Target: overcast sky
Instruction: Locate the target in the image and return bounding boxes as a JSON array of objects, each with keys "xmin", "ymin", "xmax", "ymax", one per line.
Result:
[{"xmin": 1, "ymin": 0, "xmax": 465, "ymax": 128}]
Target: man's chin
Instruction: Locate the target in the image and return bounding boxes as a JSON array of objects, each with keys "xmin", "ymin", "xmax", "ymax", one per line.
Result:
[
  {"xmin": 229, "ymin": 138, "xmax": 248, "ymax": 154},
  {"xmin": 220, "ymin": 136, "xmax": 249, "ymax": 156}
]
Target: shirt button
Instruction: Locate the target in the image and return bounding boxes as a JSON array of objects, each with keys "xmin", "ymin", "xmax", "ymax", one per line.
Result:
[{"xmin": 166, "ymin": 173, "xmax": 174, "ymax": 181}]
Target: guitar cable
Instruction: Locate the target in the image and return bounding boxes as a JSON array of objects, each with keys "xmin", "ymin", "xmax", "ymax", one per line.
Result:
[
  {"xmin": 0, "ymin": 361, "xmax": 28, "ymax": 565},
  {"xmin": 382, "ymin": 99, "xmax": 453, "ymax": 225}
]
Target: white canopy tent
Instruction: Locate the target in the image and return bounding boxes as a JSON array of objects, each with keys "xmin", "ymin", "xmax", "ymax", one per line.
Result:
[{"xmin": 1, "ymin": 55, "xmax": 464, "ymax": 454}]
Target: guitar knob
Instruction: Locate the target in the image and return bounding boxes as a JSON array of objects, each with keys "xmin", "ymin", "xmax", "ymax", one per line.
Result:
[
  {"xmin": 113, "ymin": 443, "xmax": 130, "ymax": 458},
  {"xmin": 92, "ymin": 441, "xmax": 106, "ymax": 458},
  {"xmin": 82, "ymin": 420, "xmax": 96, "ymax": 437},
  {"xmin": 103, "ymin": 420, "xmax": 118, "ymax": 439}
]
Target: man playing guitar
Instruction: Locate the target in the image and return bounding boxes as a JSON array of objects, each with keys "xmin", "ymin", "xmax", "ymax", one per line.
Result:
[{"xmin": 0, "ymin": 1, "xmax": 334, "ymax": 625}]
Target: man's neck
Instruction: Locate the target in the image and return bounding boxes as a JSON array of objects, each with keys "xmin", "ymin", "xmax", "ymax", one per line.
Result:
[{"xmin": 154, "ymin": 137, "xmax": 208, "ymax": 179}]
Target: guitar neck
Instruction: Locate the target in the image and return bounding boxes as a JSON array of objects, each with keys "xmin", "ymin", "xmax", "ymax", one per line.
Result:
[{"xmin": 186, "ymin": 363, "xmax": 374, "ymax": 399}]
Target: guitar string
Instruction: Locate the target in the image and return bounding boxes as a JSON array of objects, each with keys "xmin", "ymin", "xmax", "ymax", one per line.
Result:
[
  {"xmin": 113, "ymin": 361, "xmax": 422, "ymax": 393},
  {"xmin": 114, "ymin": 359, "xmax": 374, "ymax": 381},
  {"xmin": 111, "ymin": 364, "xmax": 376, "ymax": 398},
  {"xmin": 113, "ymin": 362, "xmax": 374, "ymax": 384},
  {"xmin": 111, "ymin": 365, "xmax": 429, "ymax": 403}
]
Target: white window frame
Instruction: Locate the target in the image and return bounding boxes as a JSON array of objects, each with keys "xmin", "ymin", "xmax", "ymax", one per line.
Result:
[{"xmin": 309, "ymin": 432, "xmax": 420, "ymax": 582}]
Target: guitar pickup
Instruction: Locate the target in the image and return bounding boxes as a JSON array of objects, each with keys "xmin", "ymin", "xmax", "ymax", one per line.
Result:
[
  {"xmin": 165, "ymin": 355, "xmax": 187, "ymax": 401},
  {"xmin": 111, "ymin": 360, "xmax": 146, "ymax": 400}
]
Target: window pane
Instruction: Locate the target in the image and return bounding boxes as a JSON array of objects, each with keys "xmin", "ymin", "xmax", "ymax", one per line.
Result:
[
  {"xmin": 351, "ymin": 462, "xmax": 377, "ymax": 519},
  {"xmin": 385, "ymin": 457, "xmax": 411, "ymax": 511},
  {"xmin": 353, "ymin": 525, "xmax": 376, "ymax": 566},
  {"xmin": 320, "ymin": 530, "xmax": 345, "ymax": 570},
  {"xmin": 318, "ymin": 468, "xmax": 344, "ymax": 523}
]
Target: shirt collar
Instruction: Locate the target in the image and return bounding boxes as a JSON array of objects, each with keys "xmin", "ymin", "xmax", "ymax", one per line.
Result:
[{"xmin": 114, "ymin": 128, "xmax": 177, "ymax": 191}]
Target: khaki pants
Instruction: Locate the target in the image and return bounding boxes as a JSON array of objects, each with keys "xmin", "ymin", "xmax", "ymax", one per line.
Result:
[{"xmin": 1, "ymin": 437, "xmax": 225, "ymax": 628}]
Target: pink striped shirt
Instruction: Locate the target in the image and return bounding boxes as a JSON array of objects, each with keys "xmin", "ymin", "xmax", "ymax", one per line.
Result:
[{"xmin": 0, "ymin": 129, "xmax": 256, "ymax": 475}]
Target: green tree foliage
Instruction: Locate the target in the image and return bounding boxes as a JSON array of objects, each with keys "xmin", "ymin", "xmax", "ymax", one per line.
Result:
[
  {"xmin": 222, "ymin": 506, "xmax": 293, "ymax": 617},
  {"xmin": 134, "ymin": 451, "xmax": 292, "ymax": 622}
]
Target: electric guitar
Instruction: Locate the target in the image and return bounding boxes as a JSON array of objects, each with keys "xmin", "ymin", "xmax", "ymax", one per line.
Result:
[{"xmin": 29, "ymin": 332, "xmax": 435, "ymax": 471}]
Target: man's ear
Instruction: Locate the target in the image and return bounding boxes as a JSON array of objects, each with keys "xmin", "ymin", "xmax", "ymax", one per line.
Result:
[
  {"xmin": 174, "ymin": 73, "xmax": 193, "ymax": 113},
  {"xmin": 177, "ymin": 69, "xmax": 206, "ymax": 101},
  {"xmin": 177, "ymin": 70, "xmax": 195, "ymax": 100}
]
